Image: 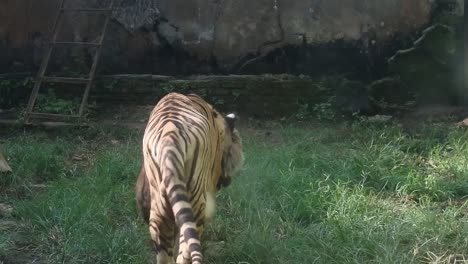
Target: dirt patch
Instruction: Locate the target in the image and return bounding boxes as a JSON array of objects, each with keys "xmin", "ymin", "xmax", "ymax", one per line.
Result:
[
  {"xmin": 203, "ymin": 241, "xmax": 226, "ymax": 259},
  {"xmin": 0, "ymin": 203, "xmax": 12, "ymax": 217},
  {"xmin": 398, "ymin": 104, "xmax": 468, "ymax": 133}
]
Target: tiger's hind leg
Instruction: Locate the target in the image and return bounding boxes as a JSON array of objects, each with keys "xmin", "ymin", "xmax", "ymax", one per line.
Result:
[
  {"xmin": 149, "ymin": 209, "xmax": 177, "ymax": 263},
  {"xmin": 135, "ymin": 166, "xmax": 151, "ymax": 223}
]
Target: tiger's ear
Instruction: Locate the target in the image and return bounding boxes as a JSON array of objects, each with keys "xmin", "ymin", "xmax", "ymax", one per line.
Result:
[{"xmin": 225, "ymin": 113, "xmax": 238, "ymax": 131}]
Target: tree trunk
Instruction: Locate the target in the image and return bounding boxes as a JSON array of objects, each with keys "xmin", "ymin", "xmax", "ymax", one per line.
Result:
[{"xmin": 0, "ymin": 151, "xmax": 11, "ymax": 172}]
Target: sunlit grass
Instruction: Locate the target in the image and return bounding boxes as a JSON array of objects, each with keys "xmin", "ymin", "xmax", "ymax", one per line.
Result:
[
  {"xmin": 1, "ymin": 121, "xmax": 468, "ymax": 263},
  {"xmin": 206, "ymin": 121, "xmax": 468, "ymax": 263},
  {"xmin": 11, "ymin": 144, "xmax": 150, "ymax": 264}
]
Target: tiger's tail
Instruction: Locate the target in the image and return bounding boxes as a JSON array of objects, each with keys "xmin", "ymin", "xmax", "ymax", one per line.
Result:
[{"xmin": 160, "ymin": 145, "xmax": 203, "ymax": 264}]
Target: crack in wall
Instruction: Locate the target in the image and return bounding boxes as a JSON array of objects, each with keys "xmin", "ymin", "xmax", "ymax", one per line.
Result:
[{"xmin": 231, "ymin": 0, "xmax": 286, "ymax": 73}]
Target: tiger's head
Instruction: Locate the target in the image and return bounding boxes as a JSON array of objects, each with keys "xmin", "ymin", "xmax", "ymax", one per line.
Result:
[{"xmin": 217, "ymin": 113, "xmax": 244, "ymax": 190}]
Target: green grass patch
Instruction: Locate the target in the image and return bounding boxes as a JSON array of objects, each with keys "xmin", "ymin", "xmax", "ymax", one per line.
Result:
[{"xmin": 1, "ymin": 121, "xmax": 468, "ymax": 263}]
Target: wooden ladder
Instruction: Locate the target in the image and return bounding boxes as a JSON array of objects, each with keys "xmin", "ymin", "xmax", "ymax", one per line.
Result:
[{"xmin": 24, "ymin": 0, "xmax": 114, "ymax": 124}]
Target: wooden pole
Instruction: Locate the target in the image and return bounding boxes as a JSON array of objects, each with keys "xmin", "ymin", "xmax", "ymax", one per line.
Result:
[{"xmin": 0, "ymin": 151, "xmax": 11, "ymax": 172}]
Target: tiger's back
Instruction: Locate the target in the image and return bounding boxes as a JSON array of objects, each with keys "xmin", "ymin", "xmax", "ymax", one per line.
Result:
[{"xmin": 136, "ymin": 92, "xmax": 244, "ymax": 264}]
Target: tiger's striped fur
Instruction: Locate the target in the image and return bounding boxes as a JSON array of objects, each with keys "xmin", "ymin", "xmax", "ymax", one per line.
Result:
[{"xmin": 135, "ymin": 92, "xmax": 244, "ymax": 264}]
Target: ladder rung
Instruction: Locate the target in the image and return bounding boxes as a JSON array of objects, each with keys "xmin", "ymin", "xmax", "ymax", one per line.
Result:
[
  {"xmin": 60, "ymin": 8, "xmax": 111, "ymax": 12},
  {"xmin": 52, "ymin": 41, "xmax": 100, "ymax": 46},
  {"xmin": 27, "ymin": 112, "xmax": 80, "ymax": 119},
  {"xmin": 42, "ymin": 76, "xmax": 90, "ymax": 84}
]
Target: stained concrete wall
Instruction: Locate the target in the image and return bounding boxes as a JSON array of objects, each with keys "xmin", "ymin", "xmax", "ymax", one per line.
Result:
[{"xmin": 0, "ymin": 0, "xmax": 432, "ymax": 75}]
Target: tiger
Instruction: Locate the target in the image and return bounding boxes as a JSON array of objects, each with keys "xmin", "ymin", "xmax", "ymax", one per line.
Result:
[{"xmin": 135, "ymin": 92, "xmax": 244, "ymax": 264}]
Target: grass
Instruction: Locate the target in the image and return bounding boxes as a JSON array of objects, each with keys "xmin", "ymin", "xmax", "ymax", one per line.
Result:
[{"xmin": 1, "ymin": 120, "xmax": 468, "ymax": 263}]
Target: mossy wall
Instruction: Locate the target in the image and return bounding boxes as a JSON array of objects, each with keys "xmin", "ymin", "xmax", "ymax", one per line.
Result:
[
  {"xmin": 93, "ymin": 74, "xmax": 329, "ymax": 118},
  {"xmin": 387, "ymin": 0, "xmax": 467, "ymax": 106}
]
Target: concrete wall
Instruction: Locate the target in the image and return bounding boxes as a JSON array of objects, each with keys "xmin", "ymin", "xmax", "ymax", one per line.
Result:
[{"xmin": 0, "ymin": 0, "xmax": 432, "ymax": 75}]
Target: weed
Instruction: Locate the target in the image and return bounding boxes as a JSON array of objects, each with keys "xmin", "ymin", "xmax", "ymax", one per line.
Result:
[
  {"xmin": 0, "ymin": 77, "xmax": 34, "ymax": 109},
  {"xmin": 34, "ymin": 89, "xmax": 80, "ymax": 115},
  {"xmin": 312, "ymin": 96, "xmax": 336, "ymax": 120}
]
